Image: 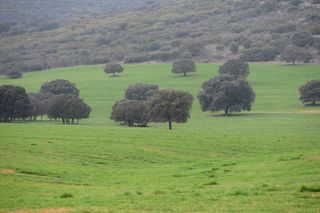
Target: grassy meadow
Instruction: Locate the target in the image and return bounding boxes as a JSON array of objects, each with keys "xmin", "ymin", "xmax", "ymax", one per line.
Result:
[{"xmin": 0, "ymin": 63, "xmax": 320, "ymax": 212}]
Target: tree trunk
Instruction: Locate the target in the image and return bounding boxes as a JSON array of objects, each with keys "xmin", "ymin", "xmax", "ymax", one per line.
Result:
[
  {"xmin": 224, "ymin": 108, "xmax": 229, "ymax": 115},
  {"xmin": 312, "ymin": 100, "xmax": 315, "ymax": 105},
  {"xmin": 168, "ymin": 120, "xmax": 172, "ymax": 130}
]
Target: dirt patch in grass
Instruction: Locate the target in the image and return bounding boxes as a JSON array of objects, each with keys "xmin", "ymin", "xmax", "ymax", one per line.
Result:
[{"xmin": 0, "ymin": 169, "xmax": 16, "ymax": 174}]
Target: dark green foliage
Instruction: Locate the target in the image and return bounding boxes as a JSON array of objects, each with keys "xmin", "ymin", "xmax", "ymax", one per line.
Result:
[
  {"xmin": 243, "ymin": 40, "xmax": 252, "ymax": 49},
  {"xmin": 0, "ymin": 85, "xmax": 32, "ymax": 122},
  {"xmin": 104, "ymin": 63, "xmax": 124, "ymax": 76},
  {"xmin": 0, "ymin": 22, "xmax": 13, "ymax": 33},
  {"xmin": 271, "ymin": 23, "xmax": 296, "ymax": 33},
  {"xmin": 280, "ymin": 45, "xmax": 313, "ymax": 65},
  {"xmin": 299, "ymin": 80, "xmax": 320, "ymax": 105},
  {"xmin": 149, "ymin": 89, "xmax": 193, "ymax": 130},
  {"xmin": 180, "ymin": 51, "xmax": 193, "ymax": 59},
  {"xmin": 48, "ymin": 94, "xmax": 91, "ymax": 124},
  {"xmin": 111, "ymin": 99, "xmax": 149, "ymax": 127},
  {"xmin": 219, "ymin": 59, "xmax": 249, "ymax": 79},
  {"xmin": 198, "ymin": 75, "xmax": 255, "ymax": 115},
  {"xmin": 300, "ymin": 185, "xmax": 320, "ymax": 193},
  {"xmin": 5, "ymin": 71, "xmax": 23, "ymax": 79},
  {"xmin": 292, "ymin": 32, "xmax": 314, "ymax": 47},
  {"xmin": 28, "ymin": 93, "xmax": 49, "ymax": 121},
  {"xmin": 240, "ymin": 47, "xmax": 279, "ymax": 62},
  {"xmin": 172, "ymin": 59, "xmax": 196, "ymax": 76},
  {"xmin": 60, "ymin": 193, "xmax": 73, "ymax": 198},
  {"xmin": 125, "ymin": 84, "xmax": 159, "ymax": 101},
  {"xmin": 40, "ymin": 79, "xmax": 79, "ymax": 96},
  {"xmin": 229, "ymin": 42, "xmax": 239, "ymax": 54}
]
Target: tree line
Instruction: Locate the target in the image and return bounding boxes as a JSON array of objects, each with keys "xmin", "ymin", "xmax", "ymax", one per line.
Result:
[
  {"xmin": 0, "ymin": 79, "xmax": 91, "ymax": 124},
  {"xmin": 1, "ymin": 59, "xmax": 319, "ymax": 129}
]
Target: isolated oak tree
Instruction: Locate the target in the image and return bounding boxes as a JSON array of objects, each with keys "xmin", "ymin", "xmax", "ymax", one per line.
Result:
[
  {"xmin": 219, "ymin": 59, "xmax": 249, "ymax": 79},
  {"xmin": 40, "ymin": 79, "xmax": 79, "ymax": 96},
  {"xmin": 300, "ymin": 80, "xmax": 320, "ymax": 105},
  {"xmin": 0, "ymin": 85, "xmax": 32, "ymax": 122},
  {"xmin": 198, "ymin": 75, "xmax": 255, "ymax": 115},
  {"xmin": 111, "ymin": 99, "xmax": 149, "ymax": 127},
  {"xmin": 125, "ymin": 83, "xmax": 159, "ymax": 101},
  {"xmin": 149, "ymin": 89, "xmax": 193, "ymax": 130},
  {"xmin": 104, "ymin": 63, "xmax": 124, "ymax": 77},
  {"xmin": 172, "ymin": 59, "xmax": 196, "ymax": 76}
]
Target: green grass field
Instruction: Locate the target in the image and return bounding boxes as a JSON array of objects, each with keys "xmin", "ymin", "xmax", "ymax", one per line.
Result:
[{"xmin": 0, "ymin": 64, "xmax": 320, "ymax": 212}]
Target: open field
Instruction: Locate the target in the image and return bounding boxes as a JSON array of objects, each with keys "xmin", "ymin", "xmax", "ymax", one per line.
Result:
[{"xmin": 0, "ymin": 64, "xmax": 320, "ymax": 212}]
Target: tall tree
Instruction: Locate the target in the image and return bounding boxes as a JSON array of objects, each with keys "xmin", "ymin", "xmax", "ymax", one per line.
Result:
[
  {"xmin": 40, "ymin": 79, "xmax": 79, "ymax": 96},
  {"xmin": 172, "ymin": 59, "xmax": 196, "ymax": 76},
  {"xmin": 198, "ymin": 75, "xmax": 255, "ymax": 115},
  {"xmin": 218, "ymin": 59, "xmax": 249, "ymax": 79},
  {"xmin": 47, "ymin": 94, "xmax": 91, "ymax": 124},
  {"xmin": 0, "ymin": 85, "xmax": 32, "ymax": 122},
  {"xmin": 125, "ymin": 83, "xmax": 159, "ymax": 101},
  {"xmin": 300, "ymin": 80, "xmax": 320, "ymax": 105},
  {"xmin": 104, "ymin": 63, "xmax": 124, "ymax": 77},
  {"xmin": 111, "ymin": 99, "xmax": 149, "ymax": 127},
  {"xmin": 149, "ymin": 89, "xmax": 193, "ymax": 130}
]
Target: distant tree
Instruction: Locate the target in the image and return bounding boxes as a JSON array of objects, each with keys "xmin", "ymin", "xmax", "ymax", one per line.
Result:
[
  {"xmin": 243, "ymin": 39, "xmax": 252, "ymax": 49},
  {"xmin": 239, "ymin": 47, "xmax": 279, "ymax": 62},
  {"xmin": 229, "ymin": 42, "xmax": 239, "ymax": 54},
  {"xmin": 0, "ymin": 85, "xmax": 32, "ymax": 122},
  {"xmin": 111, "ymin": 99, "xmax": 149, "ymax": 127},
  {"xmin": 198, "ymin": 75, "xmax": 255, "ymax": 115},
  {"xmin": 40, "ymin": 79, "xmax": 79, "ymax": 96},
  {"xmin": 180, "ymin": 51, "xmax": 193, "ymax": 59},
  {"xmin": 48, "ymin": 94, "xmax": 91, "ymax": 124},
  {"xmin": 292, "ymin": 32, "xmax": 314, "ymax": 47},
  {"xmin": 125, "ymin": 84, "xmax": 159, "ymax": 101},
  {"xmin": 5, "ymin": 71, "xmax": 23, "ymax": 79},
  {"xmin": 104, "ymin": 63, "xmax": 124, "ymax": 77},
  {"xmin": 149, "ymin": 89, "xmax": 193, "ymax": 130},
  {"xmin": 280, "ymin": 45, "xmax": 313, "ymax": 65},
  {"xmin": 300, "ymin": 80, "xmax": 320, "ymax": 105},
  {"xmin": 219, "ymin": 59, "xmax": 249, "ymax": 79},
  {"xmin": 172, "ymin": 59, "xmax": 196, "ymax": 76}
]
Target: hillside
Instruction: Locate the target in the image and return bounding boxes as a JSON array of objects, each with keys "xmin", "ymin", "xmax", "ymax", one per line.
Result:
[{"xmin": 0, "ymin": 0, "xmax": 320, "ymax": 74}]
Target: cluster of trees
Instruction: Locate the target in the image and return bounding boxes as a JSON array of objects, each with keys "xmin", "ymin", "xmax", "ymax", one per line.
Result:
[
  {"xmin": 198, "ymin": 59, "xmax": 256, "ymax": 115},
  {"xmin": 280, "ymin": 32, "xmax": 315, "ymax": 65},
  {"xmin": 111, "ymin": 83, "xmax": 193, "ymax": 129},
  {"xmin": 0, "ymin": 79, "xmax": 91, "ymax": 124}
]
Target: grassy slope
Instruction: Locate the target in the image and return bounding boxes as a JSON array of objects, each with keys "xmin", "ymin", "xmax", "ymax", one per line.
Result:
[{"xmin": 0, "ymin": 64, "xmax": 319, "ymax": 212}]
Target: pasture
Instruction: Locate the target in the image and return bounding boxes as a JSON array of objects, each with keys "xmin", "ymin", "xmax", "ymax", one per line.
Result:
[{"xmin": 0, "ymin": 63, "xmax": 320, "ymax": 212}]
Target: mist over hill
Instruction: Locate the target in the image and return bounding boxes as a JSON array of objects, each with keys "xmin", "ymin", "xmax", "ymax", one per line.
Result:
[{"xmin": 0, "ymin": 0, "xmax": 319, "ymax": 74}]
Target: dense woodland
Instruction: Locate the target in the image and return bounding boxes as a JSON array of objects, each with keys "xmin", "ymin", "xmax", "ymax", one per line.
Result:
[{"xmin": 0, "ymin": 0, "xmax": 320, "ymax": 75}]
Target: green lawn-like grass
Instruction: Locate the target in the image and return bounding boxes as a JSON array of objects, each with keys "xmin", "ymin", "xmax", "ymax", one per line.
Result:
[{"xmin": 0, "ymin": 63, "xmax": 319, "ymax": 212}]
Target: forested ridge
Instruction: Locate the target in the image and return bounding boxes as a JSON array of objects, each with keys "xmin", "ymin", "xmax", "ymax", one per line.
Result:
[{"xmin": 0, "ymin": 0, "xmax": 319, "ymax": 74}]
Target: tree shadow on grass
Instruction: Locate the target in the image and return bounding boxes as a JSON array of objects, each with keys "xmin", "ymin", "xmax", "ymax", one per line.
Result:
[
  {"xmin": 208, "ymin": 112, "xmax": 275, "ymax": 118},
  {"xmin": 303, "ymin": 103, "xmax": 320, "ymax": 107}
]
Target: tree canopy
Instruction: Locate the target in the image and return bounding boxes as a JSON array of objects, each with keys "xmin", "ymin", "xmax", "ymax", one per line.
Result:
[
  {"xmin": 104, "ymin": 63, "xmax": 124, "ymax": 76},
  {"xmin": 300, "ymin": 80, "xmax": 320, "ymax": 105},
  {"xmin": 40, "ymin": 79, "xmax": 79, "ymax": 96},
  {"xmin": 198, "ymin": 75, "xmax": 255, "ymax": 115},
  {"xmin": 172, "ymin": 59, "xmax": 196, "ymax": 76},
  {"xmin": 48, "ymin": 94, "xmax": 91, "ymax": 124},
  {"xmin": 218, "ymin": 59, "xmax": 249, "ymax": 79},
  {"xmin": 125, "ymin": 83, "xmax": 159, "ymax": 101},
  {"xmin": 0, "ymin": 85, "xmax": 32, "ymax": 122},
  {"xmin": 111, "ymin": 99, "xmax": 149, "ymax": 127},
  {"xmin": 149, "ymin": 89, "xmax": 193, "ymax": 130},
  {"xmin": 280, "ymin": 45, "xmax": 313, "ymax": 65}
]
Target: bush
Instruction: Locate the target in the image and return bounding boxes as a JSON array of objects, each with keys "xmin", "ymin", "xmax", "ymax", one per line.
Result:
[
  {"xmin": 240, "ymin": 47, "xmax": 279, "ymax": 62},
  {"xmin": 6, "ymin": 71, "xmax": 22, "ymax": 79}
]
